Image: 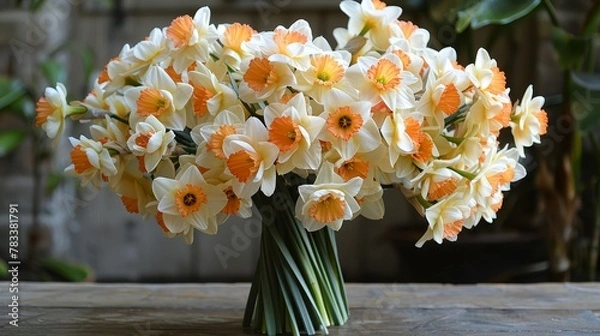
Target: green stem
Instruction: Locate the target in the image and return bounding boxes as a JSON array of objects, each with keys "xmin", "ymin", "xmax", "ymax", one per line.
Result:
[
  {"xmin": 442, "ymin": 135, "xmax": 464, "ymax": 145},
  {"xmin": 543, "ymin": 0, "xmax": 560, "ymax": 27},
  {"xmin": 582, "ymin": 0, "xmax": 600, "ymax": 35},
  {"xmin": 247, "ymin": 175, "xmax": 347, "ymax": 335},
  {"xmin": 582, "ymin": 0, "xmax": 600, "ymax": 72},
  {"xmin": 450, "ymin": 167, "xmax": 477, "ymax": 180},
  {"xmin": 65, "ymin": 105, "xmax": 88, "ymax": 117},
  {"xmin": 109, "ymin": 114, "xmax": 129, "ymax": 125},
  {"xmin": 107, "ymin": 148, "xmax": 120, "ymax": 156},
  {"xmin": 444, "ymin": 105, "xmax": 469, "ymax": 127},
  {"xmin": 358, "ymin": 25, "xmax": 371, "ymax": 36},
  {"xmin": 417, "ymin": 195, "xmax": 433, "ymax": 209}
]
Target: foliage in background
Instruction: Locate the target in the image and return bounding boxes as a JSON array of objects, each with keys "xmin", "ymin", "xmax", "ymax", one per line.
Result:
[
  {"xmin": 0, "ymin": 2, "xmax": 94, "ymax": 282},
  {"xmin": 398, "ymin": 0, "xmax": 600, "ymax": 281}
]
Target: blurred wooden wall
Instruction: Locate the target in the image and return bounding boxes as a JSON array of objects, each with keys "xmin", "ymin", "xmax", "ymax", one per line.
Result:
[{"xmin": 1, "ymin": 0, "xmax": 579, "ymax": 283}]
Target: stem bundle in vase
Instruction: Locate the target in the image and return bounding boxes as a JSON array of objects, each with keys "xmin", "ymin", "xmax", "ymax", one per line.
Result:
[
  {"xmin": 245, "ymin": 176, "xmax": 348, "ymax": 335},
  {"xmin": 35, "ymin": 1, "xmax": 546, "ymax": 335}
]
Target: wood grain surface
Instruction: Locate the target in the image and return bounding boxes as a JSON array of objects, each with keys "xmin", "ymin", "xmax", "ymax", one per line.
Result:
[{"xmin": 1, "ymin": 282, "xmax": 599, "ymax": 335}]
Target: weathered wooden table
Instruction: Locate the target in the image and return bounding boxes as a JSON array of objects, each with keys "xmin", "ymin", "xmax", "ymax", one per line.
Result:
[{"xmin": 1, "ymin": 282, "xmax": 599, "ymax": 335}]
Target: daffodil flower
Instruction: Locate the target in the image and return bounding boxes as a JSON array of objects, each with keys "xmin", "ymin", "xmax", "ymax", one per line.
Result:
[
  {"xmin": 416, "ymin": 190, "xmax": 472, "ymax": 247},
  {"xmin": 36, "ymin": 83, "xmax": 86, "ymax": 141},
  {"xmin": 188, "ymin": 62, "xmax": 239, "ymax": 119},
  {"xmin": 346, "ymin": 53, "xmax": 419, "ymax": 111},
  {"xmin": 510, "ymin": 85, "xmax": 548, "ymax": 157},
  {"xmin": 126, "ymin": 115, "xmax": 176, "ymax": 173},
  {"xmin": 465, "ymin": 48, "xmax": 507, "ymax": 95},
  {"xmin": 264, "ymin": 93, "xmax": 325, "ymax": 174},
  {"xmin": 319, "ymin": 90, "xmax": 381, "ymax": 161},
  {"xmin": 194, "ymin": 106, "xmax": 246, "ymax": 160},
  {"xmin": 218, "ymin": 22, "xmax": 256, "ymax": 68},
  {"xmin": 152, "ymin": 164, "xmax": 228, "ymax": 243},
  {"xmin": 261, "ymin": 19, "xmax": 320, "ymax": 71},
  {"xmin": 222, "ymin": 117, "xmax": 279, "ymax": 198},
  {"xmin": 294, "ymin": 37, "xmax": 355, "ymax": 104},
  {"xmin": 65, "ymin": 135, "xmax": 118, "ymax": 188},
  {"xmin": 340, "ymin": 0, "xmax": 402, "ymax": 50},
  {"xmin": 124, "ymin": 28, "xmax": 170, "ymax": 78},
  {"xmin": 238, "ymin": 56, "xmax": 296, "ymax": 103},
  {"xmin": 165, "ymin": 7, "xmax": 219, "ymax": 73},
  {"xmin": 296, "ymin": 162, "xmax": 362, "ymax": 231},
  {"xmin": 125, "ymin": 65, "xmax": 193, "ymax": 130}
]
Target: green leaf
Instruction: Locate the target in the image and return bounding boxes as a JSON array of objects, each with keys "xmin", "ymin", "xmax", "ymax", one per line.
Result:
[
  {"xmin": 571, "ymin": 71, "xmax": 600, "ymax": 133},
  {"xmin": 8, "ymin": 95, "xmax": 35, "ymax": 120},
  {"xmin": 0, "ymin": 77, "xmax": 27, "ymax": 112},
  {"xmin": 30, "ymin": 0, "xmax": 46, "ymax": 12},
  {"xmin": 45, "ymin": 172, "xmax": 65, "ymax": 195},
  {"xmin": 456, "ymin": 0, "xmax": 541, "ymax": 33},
  {"xmin": 0, "ymin": 130, "xmax": 26, "ymax": 157},
  {"xmin": 551, "ymin": 27, "xmax": 588, "ymax": 70},
  {"xmin": 40, "ymin": 59, "xmax": 67, "ymax": 85},
  {"xmin": 0, "ymin": 258, "xmax": 8, "ymax": 279},
  {"xmin": 41, "ymin": 258, "xmax": 91, "ymax": 282}
]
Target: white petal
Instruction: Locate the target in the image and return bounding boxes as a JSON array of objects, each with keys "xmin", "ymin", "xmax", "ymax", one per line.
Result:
[
  {"xmin": 193, "ymin": 7, "xmax": 211, "ymax": 26},
  {"xmin": 144, "ymin": 152, "xmax": 162, "ymax": 172},
  {"xmin": 245, "ymin": 117, "xmax": 268, "ymax": 141},
  {"xmin": 158, "ymin": 196, "xmax": 179, "ymax": 216},
  {"xmin": 339, "ymin": 0, "xmax": 362, "ymax": 19},
  {"xmin": 146, "ymin": 132, "xmax": 163, "ymax": 153},
  {"xmin": 180, "ymin": 165, "xmax": 204, "ymax": 185},
  {"xmin": 163, "ymin": 213, "xmax": 187, "ymax": 233},
  {"xmin": 314, "ymin": 161, "xmax": 337, "ymax": 184},
  {"xmin": 260, "ymin": 166, "xmax": 276, "ymax": 196},
  {"xmin": 173, "ymin": 83, "xmax": 194, "ymax": 110},
  {"xmin": 167, "ymin": 110, "xmax": 187, "ymax": 131},
  {"xmin": 415, "ymin": 228, "xmax": 433, "ymax": 247},
  {"xmin": 148, "ymin": 66, "xmax": 177, "ymax": 92},
  {"xmin": 152, "ymin": 177, "xmax": 175, "ymax": 200},
  {"xmin": 343, "ymin": 177, "xmax": 363, "ymax": 197},
  {"xmin": 356, "ymin": 121, "xmax": 381, "ymax": 152}
]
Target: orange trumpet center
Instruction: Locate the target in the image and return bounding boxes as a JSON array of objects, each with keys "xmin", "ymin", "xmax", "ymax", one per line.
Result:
[
  {"xmin": 326, "ymin": 106, "xmax": 363, "ymax": 140},
  {"xmin": 336, "ymin": 157, "xmax": 369, "ymax": 181},
  {"xmin": 222, "ymin": 186, "xmax": 241, "ymax": 215},
  {"xmin": 309, "ymin": 193, "xmax": 346, "ymax": 223},
  {"xmin": 227, "ymin": 150, "xmax": 260, "ymax": 182},
  {"xmin": 312, "ymin": 55, "xmax": 344, "ymax": 86},
  {"xmin": 35, "ymin": 97, "xmax": 55, "ymax": 126},
  {"xmin": 367, "ymin": 58, "xmax": 401, "ymax": 91},
  {"xmin": 70, "ymin": 145, "xmax": 93, "ymax": 174},
  {"xmin": 224, "ymin": 23, "xmax": 255, "ymax": 53},
  {"xmin": 137, "ymin": 88, "xmax": 171, "ymax": 117},
  {"xmin": 244, "ymin": 58, "xmax": 278, "ymax": 92},
  {"xmin": 207, "ymin": 124, "xmax": 237, "ymax": 160},
  {"xmin": 175, "ymin": 184, "xmax": 208, "ymax": 217},
  {"xmin": 167, "ymin": 15, "xmax": 195, "ymax": 48},
  {"xmin": 268, "ymin": 116, "xmax": 302, "ymax": 152}
]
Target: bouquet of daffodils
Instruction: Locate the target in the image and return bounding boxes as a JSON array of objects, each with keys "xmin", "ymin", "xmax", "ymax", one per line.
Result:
[{"xmin": 36, "ymin": 0, "xmax": 546, "ymax": 334}]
